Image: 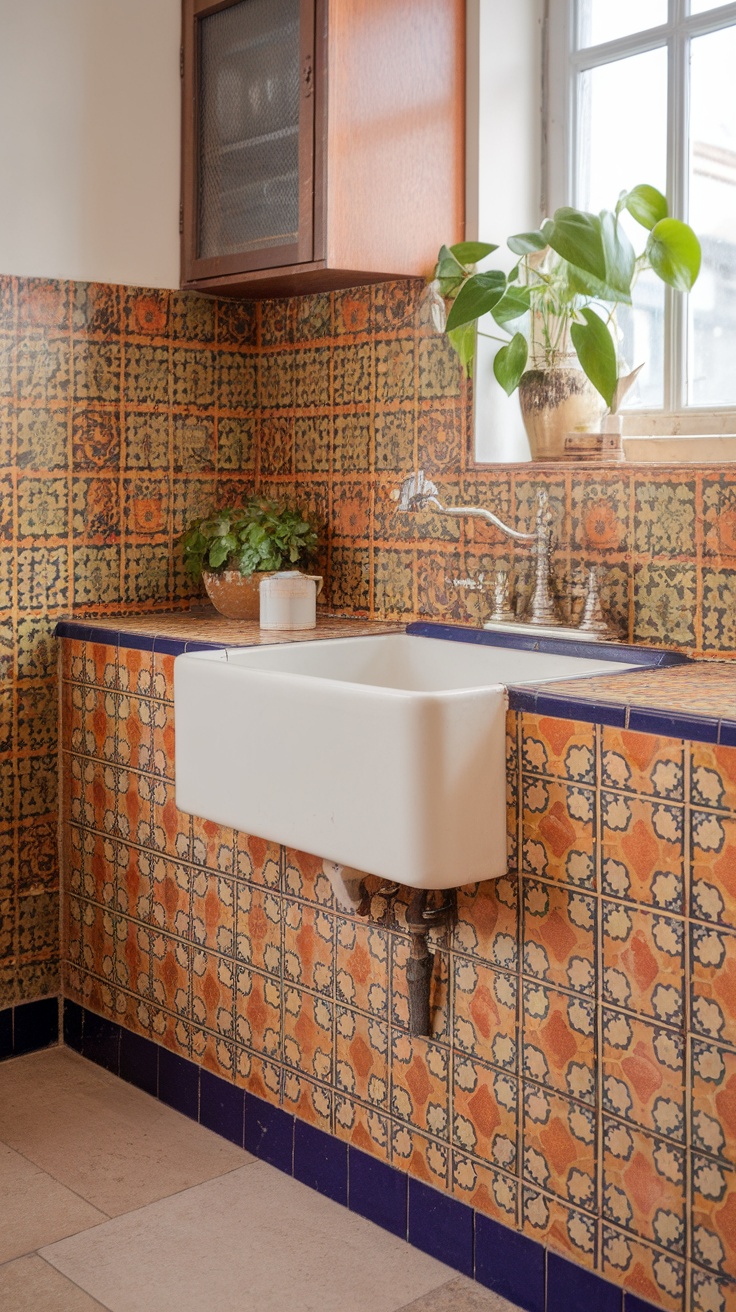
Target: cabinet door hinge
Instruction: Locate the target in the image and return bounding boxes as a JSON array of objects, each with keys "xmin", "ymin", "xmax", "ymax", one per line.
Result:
[
  {"xmin": 179, "ymin": 202, "xmax": 184, "ymax": 236},
  {"xmin": 180, "ymin": 46, "xmax": 184, "ymax": 78}
]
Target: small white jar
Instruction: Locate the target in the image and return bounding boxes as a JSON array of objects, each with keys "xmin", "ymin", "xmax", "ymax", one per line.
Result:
[{"xmin": 259, "ymin": 571, "xmax": 323, "ymax": 631}]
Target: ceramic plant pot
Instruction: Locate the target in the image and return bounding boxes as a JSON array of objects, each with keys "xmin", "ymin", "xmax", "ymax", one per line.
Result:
[
  {"xmin": 518, "ymin": 367, "xmax": 606, "ymax": 461},
  {"xmin": 202, "ymin": 569, "xmax": 278, "ymax": 620}
]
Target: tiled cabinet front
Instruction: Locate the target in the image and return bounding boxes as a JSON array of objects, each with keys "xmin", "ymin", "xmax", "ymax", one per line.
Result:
[{"xmin": 60, "ymin": 636, "xmax": 736, "ymax": 1312}]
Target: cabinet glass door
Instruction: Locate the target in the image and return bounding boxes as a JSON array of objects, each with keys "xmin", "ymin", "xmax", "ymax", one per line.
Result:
[{"xmin": 190, "ymin": 0, "xmax": 314, "ymax": 277}]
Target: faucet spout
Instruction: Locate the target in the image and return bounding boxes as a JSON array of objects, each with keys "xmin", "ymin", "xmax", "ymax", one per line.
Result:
[{"xmin": 393, "ymin": 470, "xmax": 563, "ymax": 627}]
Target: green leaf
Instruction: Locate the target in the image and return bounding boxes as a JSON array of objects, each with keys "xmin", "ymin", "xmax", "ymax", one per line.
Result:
[
  {"xmin": 449, "ymin": 241, "xmax": 498, "ymax": 265},
  {"xmin": 565, "ymin": 262, "xmax": 632, "ymax": 306},
  {"xmin": 646, "ymin": 218, "xmax": 702, "ymax": 292},
  {"xmin": 447, "ymin": 321, "xmax": 477, "ymax": 376},
  {"xmin": 599, "ymin": 211, "xmax": 636, "ymax": 298},
  {"xmin": 507, "ymin": 231, "xmax": 548, "ymax": 256},
  {"xmin": 624, "ymin": 184, "xmax": 668, "ymax": 231},
  {"xmin": 493, "ymin": 333, "xmax": 528, "ymax": 396},
  {"xmin": 491, "ymin": 285, "xmax": 532, "ymax": 327},
  {"xmin": 445, "ymin": 271, "xmax": 507, "ymax": 332},
  {"xmin": 436, "ymin": 244, "xmax": 465, "ymax": 279},
  {"xmin": 546, "ymin": 207, "xmax": 607, "ymax": 283},
  {"xmin": 570, "ymin": 306, "xmax": 618, "ymax": 407}
]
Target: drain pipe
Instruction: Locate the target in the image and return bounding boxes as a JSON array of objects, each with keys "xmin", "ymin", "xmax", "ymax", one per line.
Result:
[{"xmin": 406, "ymin": 890, "xmax": 434, "ymax": 1037}]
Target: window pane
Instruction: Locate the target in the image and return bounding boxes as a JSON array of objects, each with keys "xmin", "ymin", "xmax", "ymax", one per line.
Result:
[
  {"xmin": 577, "ymin": 0, "xmax": 667, "ymax": 48},
  {"xmin": 689, "ymin": 24, "xmax": 736, "ymax": 407},
  {"xmin": 690, "ymin": 1, "xmax": 733, "ymax": 14},
  {"xmin": 577, "ymin": 48, "xmax": 668, "ymax": 407}
]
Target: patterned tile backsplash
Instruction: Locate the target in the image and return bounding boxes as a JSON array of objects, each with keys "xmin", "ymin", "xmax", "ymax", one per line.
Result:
[
  {"xmin": 2, "ymin": 276, "xmax": 736, "ymax": 1045},
  {"xmin": 60, "ymin": 642, "xmax": 736, "ymax": 1312}
]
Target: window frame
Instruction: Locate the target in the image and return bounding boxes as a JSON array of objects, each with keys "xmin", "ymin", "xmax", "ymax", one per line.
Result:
[{"xmin": 545, "ymin": 0, "xmax": 736, "ymax": 431}]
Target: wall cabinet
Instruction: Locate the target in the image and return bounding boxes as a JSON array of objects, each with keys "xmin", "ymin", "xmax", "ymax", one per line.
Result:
[{"xmin": 181, "ymin": 0, "xmax": 465, "ymax": 297}]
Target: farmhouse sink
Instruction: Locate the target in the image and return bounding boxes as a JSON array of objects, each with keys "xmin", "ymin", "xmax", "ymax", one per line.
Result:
[{"xmin": 174, "ymin": 632, "xmax": 635, "ymax": 891}]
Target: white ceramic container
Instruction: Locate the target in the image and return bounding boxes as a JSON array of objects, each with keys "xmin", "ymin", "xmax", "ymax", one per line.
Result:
[{"xmin": 174, "ymin": 634, "xmax": 634, "ymax": 889}]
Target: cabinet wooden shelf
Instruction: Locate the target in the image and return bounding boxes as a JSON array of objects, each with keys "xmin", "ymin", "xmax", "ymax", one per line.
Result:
[{"xmin": 181, "ymin": 0, "xmax": 465, "ymax": 297}]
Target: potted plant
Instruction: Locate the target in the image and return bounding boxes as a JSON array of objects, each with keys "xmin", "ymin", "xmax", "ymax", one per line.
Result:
[
  {"xmin": 431, "ymin": 184, "xmax": 701, "ymax": 460},
  {"xmin": 180, "ymin": 498, "xmax": 319, "ymax": 619}
]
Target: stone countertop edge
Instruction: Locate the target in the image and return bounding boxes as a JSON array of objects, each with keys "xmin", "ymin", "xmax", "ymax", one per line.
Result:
[{"xmin": 55, "ymin": 615, "xmax": 735, "ymax": 747}]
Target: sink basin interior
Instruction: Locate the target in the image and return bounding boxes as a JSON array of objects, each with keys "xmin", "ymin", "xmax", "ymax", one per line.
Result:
[{"xmin": 211, "ymin": 632, "xmax": 636, "ymax": 692}]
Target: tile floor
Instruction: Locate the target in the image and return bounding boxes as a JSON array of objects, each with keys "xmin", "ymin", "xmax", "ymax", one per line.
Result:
[{"xmin": 0, "ymin": 1047, "xmax": 520, "ymax": 1312}]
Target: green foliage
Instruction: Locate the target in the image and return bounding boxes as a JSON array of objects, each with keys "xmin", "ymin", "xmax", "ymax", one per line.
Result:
[
  {"xmin": 179, "ymin": 499, "xmax": 319, "ymax": 583},
  {"xmin": 431, "ymin": 183, "xmax": 702, "ymax": 409}
]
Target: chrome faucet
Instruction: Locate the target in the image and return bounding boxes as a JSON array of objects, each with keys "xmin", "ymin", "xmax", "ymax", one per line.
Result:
[{"xmin": 393, "ymin": 471, "xmax": 562, "ymax": 626}]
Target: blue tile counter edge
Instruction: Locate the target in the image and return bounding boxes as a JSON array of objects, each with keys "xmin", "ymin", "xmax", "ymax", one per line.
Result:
[
  {"xmin": 406, "ymin": 620, "xmax": 690, "ymax": 667},
  {"xmin": 0, "ymin": 997, "xmax": 60, "ymax": 1061},
  {"xmin": 54, "ymin": 619, "xmax": 228, "ymax": 657},
  {"xmin": 65, "ymin": 1000, "xmax": 672, "ymax": 1312}
]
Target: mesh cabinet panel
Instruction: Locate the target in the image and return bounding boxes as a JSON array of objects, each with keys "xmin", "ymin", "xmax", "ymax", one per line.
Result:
[{"xmin": 198, "ymin": 0, "xmax": 301, "ymax": 260}]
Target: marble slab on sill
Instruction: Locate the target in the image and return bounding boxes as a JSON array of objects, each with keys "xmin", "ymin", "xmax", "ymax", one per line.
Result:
[
  {"xmin": 54, "ymin": 610, "xmax": 404, "ymax": 654},
  {"xmin": 513, "ymin": 661, "xmax": 736, "ymax": 746}
]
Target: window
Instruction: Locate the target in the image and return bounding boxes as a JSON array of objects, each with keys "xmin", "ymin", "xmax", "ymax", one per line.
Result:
[{"xmin": 547, "ymin": 0, "xmax": 736, "ymax": 421}]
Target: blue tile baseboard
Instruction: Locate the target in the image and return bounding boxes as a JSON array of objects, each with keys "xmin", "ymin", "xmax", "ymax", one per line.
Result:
[
  {"xmin": 0, "ymin": 997, "xmax": 59, "ymax": 1061},
  {"xmin": 65, "ymin": 1003, "xmax": 664, "ymax": 1312}
]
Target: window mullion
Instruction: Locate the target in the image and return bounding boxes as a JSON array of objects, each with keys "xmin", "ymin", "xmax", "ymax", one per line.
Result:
[{"xmin": 666, "ymin": 0, "xmax": 689, "ymax": 411}]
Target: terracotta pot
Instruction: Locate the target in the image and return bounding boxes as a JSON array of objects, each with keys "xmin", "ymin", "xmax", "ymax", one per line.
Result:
[
  {"xmin": 518, "ymin": 368, "xmax": 606, "ymax": 461},
  {"xmin": 201, "ymin": 569, "xmax": 279, "ymax": 620}
]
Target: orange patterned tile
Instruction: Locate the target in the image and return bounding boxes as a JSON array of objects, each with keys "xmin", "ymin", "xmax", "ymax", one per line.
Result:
[
  {"xmin": 523, "ymin": 981, "xmax": 595, "ymax": 1105},
  {"xmin": 452, "ymin": 1152, "xmax": 518, "ymax": 1223},
  {"xmin": 603, "ymin": 1120, "xmax": 685, "ymax": 1255},
  {"xmin": 235, "ymin": 883, "xmax": 281, "ymax": 975},
  {"xmin": 522, "ymin": 1188, "xmax": 596, "ymax": 1269},
  {"xmin": 602, "ymin": 1227, "xmax": 685, "ymax": 1311},
  {"xmin": 601, "ymin": 792, "xmax": 684, "ymax": 912},
  {"xmin": 454, "ymin": 875, "xmax": 518, "ymax": 969},
  {"xmin": 523, "ymin": 1086, "xmax": 596, "ymax": 1211},
  {"xmin": 282, "ymin": 985, "xmax": 332, "ymax": 1083},
  {"xmin": 692, "ymin": 1039, "xmax": 736, "ymax": 1167},
  {"xmin": 522, "ymin": 879, "xmax": 595, "ymax": 995},
  {"xmin": 191, "ymin": 950, "xmax": 235, "ymax": 1036},
  {"xmin": 603, "ymin": 1010, "xmax": 684, "ymax": 1140},
  {"xmin": 235, "ymin": 967, "xmax": 281, "ymax": 1060},
  {"xmin": 335, "ymin": 919, "xmax": 388, "ymax": 1016},
  {"xmin": 692, "ymin": 809, "xmax": 736, "ymax": 930},
  {"xmin": 523, "ymin": 777, "xmax": 596, "ymax": 888},
  {"xmin": 334, "ymin": 1099, "xmax": 390, "ymax": 1160},
  {"xmin": 692, "ymin": 1153, "xmax": 736, "ymax": 1281},
  {"xmin": 283, "ymin": 1072, "xmax": 332, "ymax": 1132},
  {"xmin": 692, "ymin": 925, "xmax": 736, "ymax": 1047},
  {"xmin": 692, "ymin": 744, "xmax": 736, "ymax": 815},
  {"xmin": 453, "ymin": 957, "xmax": 517, "ymax": 1069},
  {"xmin": 453, "ymin": 1055, "xmax": 517, "ymax": 1172},
  {"xmin": 391, "ymin": 1032, "xmax": 449, "ymax": 1139},
  {"xmin": 521, "ymin": 714, "xmax": 596, "ymax": 783},
  {"xmin": 282, "ymin": 900, "xmax": 334, "ymax": 995},
  {"xmin": 235, "ymin": 831, "xmax": 281, "ymax": 887},
  {"xmin": 602, "ymin": 728, "xmax": 684, "ymax": 800},
  {"xmin": 391, "ymin": 1123, "xmax": 449, "ymax": 1189},
  {"xmin": 191, "ymin": 870, "xmax": 234, "ymax": 956},
  {"xmin": 603, "ymin": 903, "xmax": 684, "ymax": 1026},
  {"xmin": 335, "ymin": 1007, "xmax": 388, "ymax": 1108}
]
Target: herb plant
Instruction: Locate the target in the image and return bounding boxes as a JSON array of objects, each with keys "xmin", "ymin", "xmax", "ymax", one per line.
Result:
[
  {"xmin": 432, "ymin": 184, "xmax": 701, "ymax": 409},
  {"xmin": 180, "ymin": 499, "xmax": 318, "ymax": 582}
]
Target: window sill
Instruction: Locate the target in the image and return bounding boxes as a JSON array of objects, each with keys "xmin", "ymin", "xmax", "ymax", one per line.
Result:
[{"xmin": 622, "ymin": 435, "xmax": 736, "ymax": 463}]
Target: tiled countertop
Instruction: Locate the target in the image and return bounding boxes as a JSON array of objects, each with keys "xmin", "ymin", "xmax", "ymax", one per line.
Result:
[
  {"xmin": 55, "ymin": 610, "xmax": 404, "ymax": 654},
  {"xmin": 56, "ymin": 612, "xmax": 736, "ymax": 746},
  {"xmin": 513, "ymin": 659, "xmax": 736, "ymax": 745}
]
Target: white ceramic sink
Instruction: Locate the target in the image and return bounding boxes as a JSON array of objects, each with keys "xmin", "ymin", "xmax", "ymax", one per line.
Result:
[{"xmin": 174, "ymin": 633, "xmax": 630, "ymax": 890}]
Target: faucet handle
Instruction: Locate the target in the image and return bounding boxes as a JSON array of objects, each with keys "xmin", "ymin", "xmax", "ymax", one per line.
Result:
[{"xmin": 392, "ymin": 470, "xmax": 439, "ymax": 513}]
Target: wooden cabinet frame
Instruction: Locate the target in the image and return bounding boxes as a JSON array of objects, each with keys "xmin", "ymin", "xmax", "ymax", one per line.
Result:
[{"xmin": 181, "ymin": 0, "xmax": 326, "ymax": 283}]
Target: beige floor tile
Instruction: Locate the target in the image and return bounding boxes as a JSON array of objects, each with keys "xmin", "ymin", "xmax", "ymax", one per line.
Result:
[
  {"xmin": 0, "ymin": 1048, "xmax": 250, "ymax": 1216},
  {"xmin": 0, "ymin": 1255, "xmax": 108, "ymax": 1311},
  {"xmin": 397, "ymin": 1275, "xmax": 522, "ymax": 1312},
  {"xmin": 0, "ymin": 1143, "xmax": 107, "ymax": 1263},
  {"xmin": 42, "ymin": 1160, "xmax": 455, "ymax": 1312}
]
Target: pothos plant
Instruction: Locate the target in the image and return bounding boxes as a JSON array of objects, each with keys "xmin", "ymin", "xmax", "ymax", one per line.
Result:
[
  {"xmin": 431, "ymin": 184, "xmax": 702, "ymax": 410},
  {"xmin": 180, "ymin": 498, "xmax": 318, "ymax": 581}
]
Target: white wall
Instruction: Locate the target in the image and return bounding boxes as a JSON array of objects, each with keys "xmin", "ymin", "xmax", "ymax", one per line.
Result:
[
  {"xmin": 467, "ymin": 0, "xmax": 545, "ymax": 462},
  {"xmin": 0, "ymin": 0, "xmax": 181, "ymax": 288}
]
